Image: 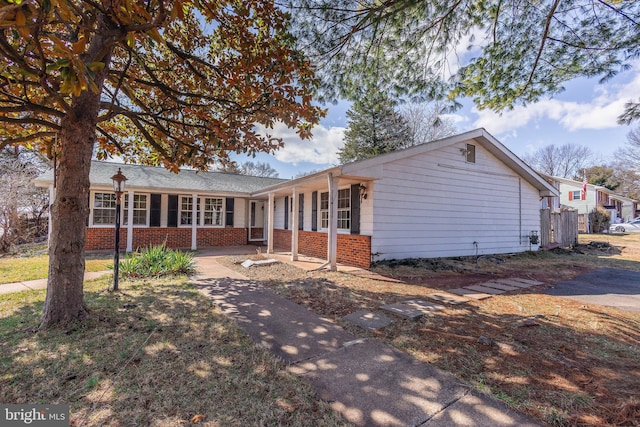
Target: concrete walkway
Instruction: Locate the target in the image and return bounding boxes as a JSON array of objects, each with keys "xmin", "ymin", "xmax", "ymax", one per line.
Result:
[
  {"xmin": 192, "ymin": 251, "xmax": 541, "ymax": 427},
  {"xmin": 0, "ymin": 271, "xmax": 110, "ymax": 295}
]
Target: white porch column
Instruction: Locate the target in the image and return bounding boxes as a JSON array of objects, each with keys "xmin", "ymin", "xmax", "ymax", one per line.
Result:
[
  {"xmin": 267, "ymin": 192, "xmax": 275, "ymax": 254},
  {"xmin": 291, "ymin": 187, "xmax": 299, "ymax": 261},
  {"xmin": 327, "ymin": 173, "xmax": 338, "ymax": 271},
  {"xmin": 126, "ymin": 190, "xmax": 134, "ymax": 252},
  {"xmin": 191, "ymin": 194, "xmax": 198, "ymax": 250}
]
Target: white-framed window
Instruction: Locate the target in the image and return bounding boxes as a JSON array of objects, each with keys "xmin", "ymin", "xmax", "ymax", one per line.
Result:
[
  {"xmin": 180, "ymin": 196, "xmax": 200, "ymax": 226},
  {"xmin": 337, "ymin": 188, "xmax": 350, "ymax": 230},
  {"xmin": 320, "ymin": 192, "xmax": 329, "ymax": 229},
  {"xmin": 319, "ymin": 189, "xmax": 351, "ymax": 230},
  {"xmin": 203, "ymin": 197, "xmax": 223, "ymax": 226},
  {"xmin": 92, "ymin": 192, "xmax": 117, "ymax": 225},
  {"xmin": 123, "ymin": 194, "xmax": 148, "ymax": 226}
]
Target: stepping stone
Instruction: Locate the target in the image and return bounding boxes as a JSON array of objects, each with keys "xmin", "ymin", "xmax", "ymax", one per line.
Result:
[
  {"xmin": 464, "ymin": 284, "xmax": 505, "ymax": 295},
  {"xmin": 509, "ymin": 277, "xmax": 544, "ymax": 286},
  {"xmin": 380, "ymin": 303, "xmax": 424, "ymax": 320},
  {"xmin": 403, "ymin": 299, "xmax": 446, "ymax": 314},
  {"xmin": 342, "ymin": 310, "xmax": 393, "ymax": 331},
  {"xmin": 423, "ymin": 291, "xmax": 471, "ymax": 305},
  {"xmin": 478, "ymin": 282, "xmax": 520, "ymax": 291},
  {"xmin": 494, "ymin": 279, "xmax": 535, "ymax": 288},
  {"xmin": 448, "ymin": 288, "xmax": 493, "ymax": 300}
]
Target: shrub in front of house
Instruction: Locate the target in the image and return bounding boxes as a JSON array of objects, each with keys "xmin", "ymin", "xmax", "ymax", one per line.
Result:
[
  {"xmin": 118, "ymin": 244, "xmax": 196, "ymax": 279},
  {"xmin": 588, "ymin": 207, "xmax": 611, "ymax": 233}
]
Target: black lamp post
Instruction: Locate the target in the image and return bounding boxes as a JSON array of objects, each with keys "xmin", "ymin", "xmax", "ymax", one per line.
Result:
[{"xmin": 111, "ymin": 168, "xmax": 127, "ymax": 291}]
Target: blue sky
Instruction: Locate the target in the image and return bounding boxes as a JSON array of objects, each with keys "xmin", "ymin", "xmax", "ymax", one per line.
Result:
[{"xmin": 234, "ymin": 63, "xmax": 640, "ymax": 179}]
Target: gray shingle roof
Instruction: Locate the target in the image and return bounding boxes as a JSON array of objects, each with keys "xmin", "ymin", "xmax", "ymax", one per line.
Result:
[{"xmin": 35, "ymin": 161, "xmax": 288, "ymax": 194}]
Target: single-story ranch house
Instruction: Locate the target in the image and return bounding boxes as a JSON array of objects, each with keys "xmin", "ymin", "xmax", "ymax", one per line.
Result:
[{"xmin": 35, "ymin": 128, "xmax": 559, "ymax": 269}]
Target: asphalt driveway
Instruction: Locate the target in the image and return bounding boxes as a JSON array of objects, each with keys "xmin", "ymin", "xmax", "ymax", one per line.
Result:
[{"xmin": 544, "ymin": 268, "xmax": 640, "ymax": 313}]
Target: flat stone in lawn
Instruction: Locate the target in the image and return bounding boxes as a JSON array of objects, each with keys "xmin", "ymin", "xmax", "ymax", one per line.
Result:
[
  {"xmin": 509, "ymin": 277, "xmax": 545, "ymax": 286},
  {"xmin": 495, "ymin": 278, "xmax": 537, "ymax": 288},
  {"xmin": 403, "ymin": 299, "xmax": 446, "ymax": 314},
  {"xmin": 342, "ymin": 310, "xmax": 394, "ymax": 331},
  {"xmin": 464, "ymin": 284, "xmax": 506, "ymax": 295},
  {"xmin": 479, "ymin": 282, "xmax": 520, "ymax": 291},
  {"xmin": 423, "ymin": 291, "xmax": 471, "ymax": 305},
  {"xmin": 448, "ymin": 288, "xmax": 493, "ymax": 300},
  {"xmin": 380, "ymin": 303, "xmax": 424, "ymax": 320}
]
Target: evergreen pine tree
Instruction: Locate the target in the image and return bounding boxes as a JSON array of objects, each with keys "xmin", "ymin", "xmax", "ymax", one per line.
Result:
[{"xmin": 338, "ymin": 89, "xmax": 411, "ymax": 163}]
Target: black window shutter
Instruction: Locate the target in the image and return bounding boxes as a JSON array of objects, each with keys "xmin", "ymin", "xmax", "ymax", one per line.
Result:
[
  {"xmin": 225, "ymin": 198, "xmax": 234, "ymax": 227},
  {"xmin": 298, "ymin": 194, "xmax": 304, "ymax": 230},
  {"xmin": 284, "ymin": 196, "xmax": 289, "ymax": 229},
  {"xmin": 167, "ymin": 195, "xmax": 178, "ymax": 227},
  {"xmin": 350, "ymin": 184, "xmax": 360, "ymax": 235},
  {"xmin": 311, "ymin": 191, "xmax": 317, "ymax": 231},
  {"xmin": 150, "ymin": 194, "xmax": 161, "ymax": 227}
]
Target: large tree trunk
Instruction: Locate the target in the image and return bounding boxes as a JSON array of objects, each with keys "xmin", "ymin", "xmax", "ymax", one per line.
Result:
[{"xmin": 40, "ymin": 20, "xmax": 115, "ymax": 328}]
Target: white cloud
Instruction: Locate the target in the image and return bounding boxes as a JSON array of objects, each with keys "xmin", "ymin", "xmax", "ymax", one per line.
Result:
[
  {"xmin": 258, "ymin": 122, "xmax": 345, "ymax": 165},
  {"xmin": 472, "ymin": 69, "xmax": 640, "ymax": 135}
]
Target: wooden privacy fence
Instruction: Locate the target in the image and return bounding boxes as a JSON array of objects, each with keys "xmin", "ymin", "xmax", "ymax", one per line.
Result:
[{"xmin": 540, "ymin": 209, "xmax": 578, "ymax": 247}]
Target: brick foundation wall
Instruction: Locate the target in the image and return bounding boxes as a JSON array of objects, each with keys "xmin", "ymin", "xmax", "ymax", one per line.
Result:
[
  {"xmin": 272, "ymin": 229, "xmax": 371, "ymax": 269},
  {"xmin": 85, "ymin": 227, "xmax": 247, "ymax": 250}
]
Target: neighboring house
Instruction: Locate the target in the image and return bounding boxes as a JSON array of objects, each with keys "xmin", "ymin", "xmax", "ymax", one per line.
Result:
[
  {"xmin": 542, "ymin": 175, "xmax": 638, "ymax": 231},
  {"xmin": 35, "ymin": 128, "xmax": 558, "ymax": 269}
]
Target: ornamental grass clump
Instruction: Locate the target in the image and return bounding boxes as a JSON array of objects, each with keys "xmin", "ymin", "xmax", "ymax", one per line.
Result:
[{"xmin": 118, "ymin": 244, "xmax": 196, "ymax": 279}]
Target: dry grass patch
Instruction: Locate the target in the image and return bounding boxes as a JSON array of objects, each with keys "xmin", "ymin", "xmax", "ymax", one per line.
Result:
[
  {"xmin": 219, "ymin": 234, "xmax": 640, "ymax": 426},
  {"xmin": 0, "ymin": 276, "xmax": 348, "ymax": 426}
]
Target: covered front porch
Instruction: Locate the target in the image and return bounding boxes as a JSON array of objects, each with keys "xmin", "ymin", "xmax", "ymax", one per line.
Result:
[{"xmin": 253, "ymin": 170, "xmax": 375, "ymax": 270}]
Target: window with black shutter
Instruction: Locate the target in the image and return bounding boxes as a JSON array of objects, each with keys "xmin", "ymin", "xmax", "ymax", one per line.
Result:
[
  {"xmin": 150, "ymin": 194, "xmax": 161, "ymax": 227},
  {"xmin": 225, "ymin": 198, "xmax": 234, "ymax": 227},
  {"xmin": 350, "ymin": 184, "xmax": 360, "ymax": 234},
  {"xmin": 298, "ymin": 194, "xmax": 304, "ymax": 230},
  {"xmin": 284, "ymin": 196, "xmax": 289, "ymax": 229},
  {"xmin": 311, "ymin": 191, "xmax": 317, "ymax": 231},
  {"xmin": 167, "ymin": 195, "xmax": 178, "ymax": 227}
]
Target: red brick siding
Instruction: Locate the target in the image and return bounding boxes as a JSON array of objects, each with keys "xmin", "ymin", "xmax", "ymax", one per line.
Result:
[
  {"xmin": 85, "ymin": 228, "xmax": 128, "ymax": 251},
  {"xmin": 86, "ymin": 227, "xmax": 247, "ymax": 250},
  {"xmin": 273, "ymin": 229, "xmax": 371, "ymax": 269},
  {"xmin": 250, "ymin": 227, "xmax": 264, "ymax": 240},
  {"xmin": 196, "ymin": 228, "xmax": 247, "ymax": 247}
]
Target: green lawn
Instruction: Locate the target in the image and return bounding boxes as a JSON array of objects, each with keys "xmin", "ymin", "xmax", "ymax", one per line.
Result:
[{"xmin": 0, "ymin": 255, "xmax": 112, "ymax": 284}]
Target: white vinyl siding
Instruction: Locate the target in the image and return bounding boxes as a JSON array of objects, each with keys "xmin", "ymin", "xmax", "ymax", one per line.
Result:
[{"xmin": 370, "ymin": 141, "xmax": 540, "ymax": 260}]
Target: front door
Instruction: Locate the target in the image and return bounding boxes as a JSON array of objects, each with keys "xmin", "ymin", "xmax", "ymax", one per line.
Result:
[{"xmin": 249, "ymin": 200, "xmax": 266, "ymax": 242}]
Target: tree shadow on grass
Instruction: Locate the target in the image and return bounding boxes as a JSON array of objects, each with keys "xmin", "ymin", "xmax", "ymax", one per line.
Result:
[{"xmin": 0, "ymin": 277, "xmax": 347, "ymax": 427}]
